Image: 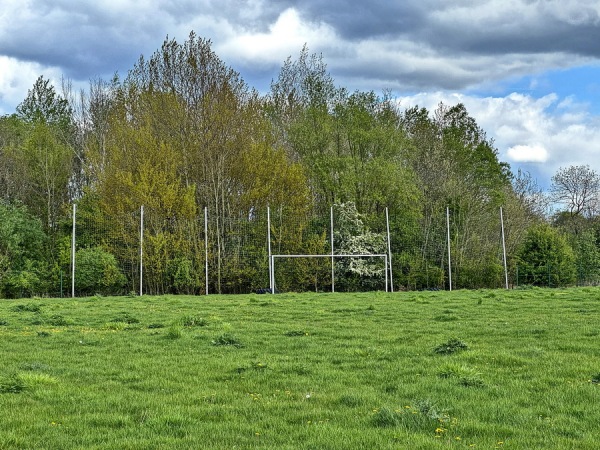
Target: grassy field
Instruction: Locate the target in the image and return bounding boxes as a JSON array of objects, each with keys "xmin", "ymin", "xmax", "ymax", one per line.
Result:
[{"xmin": 0, "ymin": 288, "xmax": 599, "ymax": 449}]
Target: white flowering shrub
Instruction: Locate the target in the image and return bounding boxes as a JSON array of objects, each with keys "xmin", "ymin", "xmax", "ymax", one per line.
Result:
[{"xmin": 333, "ymin": 202, "xmax": 386, "ymax": 290}]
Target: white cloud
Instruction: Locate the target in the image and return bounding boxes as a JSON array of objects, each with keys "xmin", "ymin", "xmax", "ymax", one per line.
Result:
[
  {"xmin": 0, "ymin": 56, "xmax": 63, "ymax": 115},
  {"xmin": 217, "ymin": 8, "xmax": 337, "ymax": 65},
  {"xmin": 397, "ymin": 91, "xmax": 600, "ymax": 187},
  {"xmin": 507, "ymin": 144, "xmax": 548, "ymax": 162}
]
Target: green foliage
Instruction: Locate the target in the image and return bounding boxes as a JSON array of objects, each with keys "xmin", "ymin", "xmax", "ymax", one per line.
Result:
[
  {"xmin": 211, "ymin": 333, "xmax": 243, "ymax": 348},
  {"xmin": 180, "ymin": 315, "xmax": 208, "ymax": 327},
  {"xmin": 371, "ymin": 400, "xmax": 450, "ymax": 432},
  {"xmin": 20, "ymin": 121, "xmax": 73, "ymax": 230},
  {"xmin": 0, "ymin": 202, "xmax": 48, "ymax": 298},
  {"xmin": 371, "ymin": 407, "xmax": 401, "ymax": 428},
  {"xmin": 110, "ymin": 312, "xmax": 140, "ymax": 324},
  {"xmin": 1, "ymin": 262, "xmax": 46, "ymax": 299},
  {"xmin": 553, "ymin": 213, "xmax": 600, "ymax": 285},
  {"xmin": 457, "ymin": 259, "xmax": 504, "ymax": 290},
  {"xmin": 270, "ymin": 213, "xmax": 331, "ymax": 292},
  {"xmin": 0, "ymin": 202, "xmax": 46, "ymax": 268},
  {"xmin": 433, "ymin": 338, "xmax": 468, "ymax": 355},
  {"xmin": 400, "ymin": 103, "xmax": 513, "ymax": 290},
  {"xmin": 167, "ymin": 257, "xmax": 196, "ymax": 294},
  {"xmin": 0, "ymin": 374, "xmax": 25, "ymax": 394},
  {"xmin": 165, "ymin": 325, "xmax": 183, "ymax": 340},
  {"xmin": 284, "ymin": 330, "xmax": 309, "ymax": 337},
  {"xmin": 16, "ymin": 76, "xmax": 73, "ymax": 130},
  {"xmin": 75, "ymin": 247, "xmax": 126, "ymax": 295},
  {"xmin": 438, "ymin": 363, "xmax": 485, "ymax": 387},
  {"xmin": 571, "ymin": 230, "xmax": 600, "ymax": 284},
  {"xmin": 13, "ymin": 77, "xmax": 74, "ymax": 232},
  {"xmin": 517, "ymin": 224, "xmax": 576, "ymax": 287},
  {"xmin": 10, "ymin": 302, "xmax": 42, "ymax": 313},
  {"xmin": 0, "ymin": 115, "xmax": 28, "ymax": 202},
  {"xmin": 396, "ymin": 253, "xmax": 445, "ymax": 290},
  {"xmin": 2, "ymin": 42, "xmax": 589, "ymax": 295}
]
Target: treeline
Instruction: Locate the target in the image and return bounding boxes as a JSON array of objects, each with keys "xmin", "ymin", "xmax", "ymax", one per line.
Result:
[{"xmin": 1, "ymin": 32, "xmax": 599, "ymax": 297}]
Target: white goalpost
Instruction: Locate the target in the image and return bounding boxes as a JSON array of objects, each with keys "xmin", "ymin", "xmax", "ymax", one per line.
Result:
[{"xmin": 270, "ymin": 253, "xmax": 389, "ymax": 293}]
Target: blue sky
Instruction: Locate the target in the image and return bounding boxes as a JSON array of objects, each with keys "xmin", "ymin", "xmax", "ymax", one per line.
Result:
[
  {"xmin": 475, "ymin": 65, "xmax": 600, "ymax": 112},
  {"xmin": 1, "ymin": 0, "xmax": 599, "ymax": 191}
]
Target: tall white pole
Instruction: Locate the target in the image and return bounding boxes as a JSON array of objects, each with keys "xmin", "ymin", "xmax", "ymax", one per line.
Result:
[
  {"xmin": 446, "ymin": 206, "xmax": 452, "ymax": 291},
  {"xmin": 500, "ymin": 207, "xmax": 509, "ymax": 289},
  {"xmin": 267, "ymin": 207, "xmax": 273, "ymax": 293},
  {"xmin": 384, "ymin": 255, "xmax": 389, "ymax": 292},
  {"xmin": 139, "ymin": 205, "xmax": 144, "ymax": 296},
  {"xmin": 331, "ymin": 206, "xmax": 335, "ymax": 293},
  {"xmin": 271, "ymin": 256, "xmax": 275, "ymax": 293},
  {"xmin": 204, "ymin": 206, "xmax": 209, "ymax": 295},
  {"xmin": 385, "ymin": 207, "xmax": 394, "ymax": 292},
  {"xmin": 71, "ymin": 203, "xmax": 76, "ymax": 298}
]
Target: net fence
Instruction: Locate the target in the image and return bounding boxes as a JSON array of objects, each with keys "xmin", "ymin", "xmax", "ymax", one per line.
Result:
[{"xmin": 62, "ymin": 204, "xmax": 589, "ymax": 296}]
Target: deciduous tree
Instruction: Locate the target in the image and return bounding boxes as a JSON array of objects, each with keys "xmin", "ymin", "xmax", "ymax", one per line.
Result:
[{"xmin": 551, "ymin": 165, "xmax": 600, "ymax": 217}]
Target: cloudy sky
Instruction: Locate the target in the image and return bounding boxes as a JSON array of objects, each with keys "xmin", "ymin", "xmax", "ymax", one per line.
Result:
[{"xmin": 1, "ymin": 0, "xmax": 600, "ymax": 189}]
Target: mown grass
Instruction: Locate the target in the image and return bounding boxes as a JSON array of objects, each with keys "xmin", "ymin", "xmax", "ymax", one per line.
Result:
[{"xmin": 0, "ymin": 288, "xmax": 599, "ymax": 449}]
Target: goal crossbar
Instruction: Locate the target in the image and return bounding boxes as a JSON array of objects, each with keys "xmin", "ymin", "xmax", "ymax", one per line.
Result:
[{"xmin": 270, "ymin": 254, "xmax": 388, "ymax": 293}]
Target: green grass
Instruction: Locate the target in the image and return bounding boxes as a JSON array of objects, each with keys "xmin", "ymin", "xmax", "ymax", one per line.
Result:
[{"xmin": 1, "ymin": 288, "xmax": 600, "ymax": 449}]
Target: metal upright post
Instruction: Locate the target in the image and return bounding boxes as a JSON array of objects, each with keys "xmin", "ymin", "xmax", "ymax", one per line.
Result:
[
  {"xmin": 386, "ymin": 207, "xmax": 394, "ymax": 292},
  {"xmin": 331, "ymin": 206, "xmax": 335, "ymax": 293},
  {"xmin": 271, "ymin": 256, "xmax": 276, "ymax": 293},
  {"xmin": 140, "ymin": 205, "xmax": 144, "ymax": 296},
  {"xmin": 500, "ymin": 207, "xmax": 509, "ymax": 289},
  {"xmin": 267, "ymin": 207, "xmax": 273, "ymax": 293},
  {"xmin": 446, "ymin": 206, "xmax": 452, "ymax": 291},
  {"xmin": 205, "ymin": 206, "xmax": 209, "ymax": 295},
  {"xmin": 72, "ymin": 203, "xmax": 76, "ymax": 298},
  {"xmin": 384, "ymin": 255, "xmax": 389, "ymax": 292}
]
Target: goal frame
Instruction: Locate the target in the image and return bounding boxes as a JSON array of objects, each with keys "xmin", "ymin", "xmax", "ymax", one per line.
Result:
[{"xmin": 269, "ymin": 253, "xmax": 388, "ymax": 293}]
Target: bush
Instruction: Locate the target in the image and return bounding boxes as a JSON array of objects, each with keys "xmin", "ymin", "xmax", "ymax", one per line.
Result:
[
  {"xmin": 334, "ymin": 202, "xmax": 387, "ymax": 291},
  {"xmin": 516, "ymin": 224, "xmax": 576, "ymax": 287},
  {"xmin": 75, "ymin": 247, "xmax": 126, "ymax": 295},
  {"xmin": 1, "ymin": 264, "xmax": 46, "ymax": 298},
  {"xmin": 456, "ymin": 260, "xmax": 504, "ymax": 289},
  {"xmin": 167, "ymin": 257, "xmax": 198, "ymax": 294},
  {"xmin": 396, "ymin": 253, "xmax": 445, "ymax": 290},
  {"xmin": 0, "ymin": 202, "xmax": 48, "ymax": 298}
]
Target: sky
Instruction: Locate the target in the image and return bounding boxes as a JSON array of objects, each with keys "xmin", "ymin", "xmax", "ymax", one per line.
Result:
[{"xmin": 1, "ymin": 0, "xmax": 600, "ymax": 190}]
